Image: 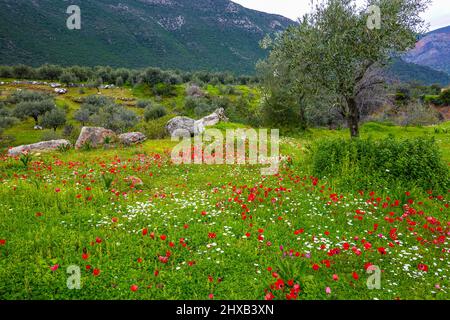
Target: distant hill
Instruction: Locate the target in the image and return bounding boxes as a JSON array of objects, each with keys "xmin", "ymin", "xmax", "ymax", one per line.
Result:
[
  {"xmin": 0, "ymin": 0, "xmax": 448, "ymax": 84},
  {"xmin": 387, "ymin": 58, "xmax": 450, "ymax": 86},
  {"xmin": 0, "ymin": 0, "xmax": 294, "ymax": 74},
  {"xmin": 403, "ymin": 25, "xmax": 450, "ymax": 75}
]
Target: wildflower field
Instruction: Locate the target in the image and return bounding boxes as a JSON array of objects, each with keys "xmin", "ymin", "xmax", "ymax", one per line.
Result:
[{"xmin": 0, "ymin": 123, "xmax": 449, "ymax": 300}]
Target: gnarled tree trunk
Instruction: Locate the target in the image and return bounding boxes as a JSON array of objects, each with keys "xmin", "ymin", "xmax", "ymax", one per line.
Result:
[{"xmin": 347, "ymin": 97, "xmax": 360, "ymax": 138}]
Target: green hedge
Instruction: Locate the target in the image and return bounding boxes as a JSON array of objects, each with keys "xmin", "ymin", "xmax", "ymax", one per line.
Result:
[{"xmin": 310, "ymin": 137, "xmax": 449, "ymax": 192}]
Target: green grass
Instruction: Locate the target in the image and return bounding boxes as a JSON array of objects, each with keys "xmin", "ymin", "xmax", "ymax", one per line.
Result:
[
  {"xmin": 1, "ymin": 81, "xmax": 449, "ymax": 300},
  {"xmin": 0, "ymin": 137, "xmax": 448, "ymax": 300},
  {"xmin": 290, "ymin": 122, "xmax": 450, "ymax": 163}
]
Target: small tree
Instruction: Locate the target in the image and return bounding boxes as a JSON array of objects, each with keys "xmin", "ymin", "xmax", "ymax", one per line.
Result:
[
  {"xmin": 263, "ymin": 0, "xmax": 430, "ymax": 138},
  {"xmin": 41, "ymin": 108, "xmax": 67, "ymax": 131},
  {"xmin": 59, "ymin": 71, "xmax": 77, "ymax": 86},
  {"xmin": 38, "ymin": 64, "xmax": 63, "ymax": 80},
  {"xmin": 88, "ymin": 78, "xmax": 103, "ymax": 92},
  {"xmin": 14, "ymin": 100, "xmax": 55, "ymax": 125},
  {"xmin": 7, "ymin": 90, "xmax": 51, "ymax": 104},
  {"xmin": 144, "ymin": 104, "xmax": 167, "ymax": 121},
  {"xmin": 89, "ymin": 103, "xmax": 138, "ymax": 133},
  {"xmin": 116, "ymin": 76, "xmax": 124, "ymax": 87},
  {"xmin": 74, "ymin": 108, "xmax": 91, "ymax": 126},
  {"xmin": 136, "ymin": 100, "xmax": 151, "ymax": 109},
  {"xmin": 0, "ymin": 106, "xmax": 17, "ymax": 133}
]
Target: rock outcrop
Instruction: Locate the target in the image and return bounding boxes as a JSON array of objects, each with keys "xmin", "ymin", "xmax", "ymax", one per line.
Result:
[
  {"xmin": 8, "ymin": 140, "xmax": 71, "ymax": 156},
  {"xmin": 166, "ymin": 116, "xmax": 197, "ymax": 138},
  {"xmin": 166, "ymin": 108, "xmax": 228, "ymax": 138},
  {"xmin": 75, "ymin": 127, "xmax": 117, "ymax": 149},
  {"xmin": 196, "ymin": 108, "xmax": 228, "ymax": 127},
  {"xmin": 119, "ymin": 132, "xmax": 147, "ymax": 146}
]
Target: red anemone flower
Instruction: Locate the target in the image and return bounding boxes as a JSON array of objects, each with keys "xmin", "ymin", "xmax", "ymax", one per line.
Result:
[
  {"xmin": 130, "ymin": 285, "xmax": 138, "ymax": 292},
  {"xmin": 418, "ymin": 264, "xmax": 429, "ymax": 272}
]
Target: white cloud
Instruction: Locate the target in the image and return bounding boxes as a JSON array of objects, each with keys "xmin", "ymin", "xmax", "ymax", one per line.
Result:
[{"xmin": 233, "ymin": 0, "xmax": 450, "ymax": 31}]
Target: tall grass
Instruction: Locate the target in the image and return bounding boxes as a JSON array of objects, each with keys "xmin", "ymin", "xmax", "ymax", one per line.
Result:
[{"xmin": 310, "ymin": 136, "xmax": 449, "ymax": 192}]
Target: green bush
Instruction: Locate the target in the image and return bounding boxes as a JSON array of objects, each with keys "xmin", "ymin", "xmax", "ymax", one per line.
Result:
[
  {"xmin": 310, "ymin": 137, "xmax": 449, "ymax": 192},
  {"xmin": 136, "ymin": 115, "xmax": 172, "ymax": 139},
  {"xmin": 183, "ymin": 97, "xmax": 216, "ymax": 118},
  {"xmin": 425, "ymin": 90, "xmax": 450, "ymax": 106},
  {"xmin": 89, "ymin": 103, "xmax": 139, "ymax": 133},
  {"xmin": 40, "ymin": 108, "xmax": 67, "ymax": 131},
  {"xmin": 152, "ymin": 83, "xmax": 176, "ymax": 97},
  {"xmin": 136, "ymin": 100, "xmax": 152, "ymax": 109},
  {"xmin": 439, "ymin": 89, "xmax": 450, "ymax": 106},
  {"xmin": 144, "ymin": 104, "xmax": 167, "ymax": 121}
]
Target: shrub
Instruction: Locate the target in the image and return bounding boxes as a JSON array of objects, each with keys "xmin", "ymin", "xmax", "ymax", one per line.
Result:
[
  {"xmin": 439, "ymin": 89, "xmax": 450, "ymax": 106},
  {"xmin": 136, "ymin": 100, "xmax": 151, "ymax": 109},
  {"xmin": 7, "ymin": 90, "xmax": 51, "ymax": 104},
  {"xmin": 59, "ymin": 71, "xmax": 77, "ymax": 86},
  {"xmin": 310, "ymin": 137, "xmax": 449, "ymax": 192},
  {"xmin": 144, "ymin": 104, "xmax": 167, "ymax": 121},
  {"xmin": 0, "ymin": 116, "xmax": 17, "ymax": 132},
  {"xmin": 36, "ymin": 64, "xmax": 63, "ymax": 80},
  {"xmin": 423, "ymin": 95, "xmax": 441, "ymax": 105},
  {"xmin": 135, "ymin": 115, "xmax": 171, "ymax": 139},
  {"xmin": 399, "ymin": 103, "xmax": 442, "ymax": 126},
  {"xmin": 41, "ymin": 108, "xmax": 66, "ymax": 131},
  {"xmin": 186, "ymin": 84, "xmax": 205, "ymax": 97},
  {"xmin": 183, "ymin": 97, "xmax": 216, "ymax": 117},
  {"xmin": 89, "ymin": 103, "xmax": 138, "ymax": 133},
  {"xmin": 0, "ymin": 65, "xmax": 13, "ymax": 78},
  {"xmin": 74, "ymin": 107, "xmax": 91, "ymax": 126},
  {"xmin": 219, "ymin": 85, "xmax": 236, "ymax": 95},
  {"xmin": 261, "ymin": 90, "xmax": 306, "ymax": 129},
  {"xmin": 0, "ymin": 107, "xmax": 17, "ymax": 132},
  {"xmin": 13, "ymin": 99, "xmax": 55, "ymax": 125},
  {"xmin": 81, "ymin": 95, "xmax": 113, "ymax": 106},
  {"xmin": 115, "ymin": 76, "xmax": 124, "ymax": 87},
  {"xmin": 152, "ymin": 83, "xmax": 176, "ymax": 97}
]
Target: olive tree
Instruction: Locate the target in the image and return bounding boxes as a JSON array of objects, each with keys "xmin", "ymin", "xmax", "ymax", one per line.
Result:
[
  {"xmin": 263, "ymin": 0, "xmax": 430, "ymax": 137},
  {"xmin": 89, "ymin": 103, "xmax": 138, "ymax": 133},
  {"xmin": 41, "ymin": 108, "xmax": 67, "ymax": 131},
  {"xmin": 74, "ymin": 108, "xmax": 91, "ymax": 126},
  {"xmin": 13, "ymin": 99, "xmax": 55, "ymax": 125},
  {"xmin": 59, "ymin": 71, "xmax": 77, "ymax": 86}
]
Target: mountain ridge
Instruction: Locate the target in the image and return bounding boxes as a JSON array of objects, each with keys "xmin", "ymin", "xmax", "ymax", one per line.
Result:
[
  {"xmin": 0, "ymin": 0, "xmax": 294, "ymax": 74},
  {"xmin": 0, "ymin": 0, "xmax": 449, "ymax": 84},
  {"xmin": 403, "ymin": 25, "xmax": 450, "ymax": 75}
]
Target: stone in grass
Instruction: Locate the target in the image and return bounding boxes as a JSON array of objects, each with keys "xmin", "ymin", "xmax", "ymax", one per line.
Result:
[
  {"xmin": 8, "ymin": 140, "xmax": 71, "ymax": 156},
  {"xmin": 166, "ymin": 108, "xmax": 229, "ymax": 138},
  {"xmin": 75, "ymin": 127, "xmax": 117, "ymax": 149},
  {"xmin": 119, "ymin": 132, "xmax": 147, "ymax": 146},
  {"xmin": 166, "ymin": 116, "xmax": 196, "ymax": 138}
]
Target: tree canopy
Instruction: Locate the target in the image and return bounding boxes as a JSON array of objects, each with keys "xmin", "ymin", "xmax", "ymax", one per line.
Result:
[{"xmin": 260, "ymin": 0, "xmax": 430, "ymax": 137}]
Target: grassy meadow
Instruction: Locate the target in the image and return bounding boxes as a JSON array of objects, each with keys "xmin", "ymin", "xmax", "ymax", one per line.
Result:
[{"xmin": 0, "ymin": 80, "xmax": 449, "ymax": 300}]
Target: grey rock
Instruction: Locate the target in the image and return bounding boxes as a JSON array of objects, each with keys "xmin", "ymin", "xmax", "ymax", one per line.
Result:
[
  {"xmin": 166, "ymin": 108, "xmax": 228, "ymax": 138},
  {"xmin": 197, "ymin": 108, "xmax": 228, "ymax": 127},
  {"xmin": 8, "ymin": 140, "xmax": 71, "ymax": 156},
  {"xmin": 166, "ymin": 116, "xmax": 196, "ymax": 138},
  {"xmin": 119, "ymin": 132, "xmax": 147, "ymax": 146},
  {"xmin": 75, "ymin": 127, "xmax": 117, "ymax": 149}
]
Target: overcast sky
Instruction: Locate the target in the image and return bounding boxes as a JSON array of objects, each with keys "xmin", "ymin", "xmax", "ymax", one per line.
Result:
[{"xmin": 233, "ymin": 0, "xmax": 450, "ymax": 31}]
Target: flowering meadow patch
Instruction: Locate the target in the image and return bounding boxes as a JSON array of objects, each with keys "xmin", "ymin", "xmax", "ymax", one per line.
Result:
[{"xmin": 0, "ymin": 141, "xmax": 448, "ymax": 300}]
